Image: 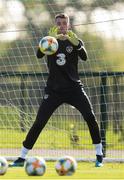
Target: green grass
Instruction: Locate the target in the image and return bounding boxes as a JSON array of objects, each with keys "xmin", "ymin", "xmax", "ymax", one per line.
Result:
[
  {"xmin": 0, "ymin": 128, "xmax": 124, "ymax": 150},
  {"xmin": 1, "ymin": 162, "xmax": 124, "ymax": 179}
]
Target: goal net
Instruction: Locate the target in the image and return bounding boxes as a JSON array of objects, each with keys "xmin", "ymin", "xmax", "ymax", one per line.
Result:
[{"xmin": 0, "ymin": 0, "xmax": 124, "ymax": 162}]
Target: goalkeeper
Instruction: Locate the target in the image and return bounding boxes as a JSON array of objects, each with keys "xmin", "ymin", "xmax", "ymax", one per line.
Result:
[{"xmin": 10, "ymin": 13, "xmax": 103, "ymax": 167}]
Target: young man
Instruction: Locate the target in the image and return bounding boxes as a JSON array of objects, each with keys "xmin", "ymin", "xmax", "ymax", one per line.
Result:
[{"xmin": 10, "ymin": 13, "xmax": 103, "ymax": 167}]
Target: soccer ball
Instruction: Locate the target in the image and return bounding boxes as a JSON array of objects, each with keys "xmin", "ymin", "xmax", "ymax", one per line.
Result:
[
  {"xmin": 55, "ymin": 156, "xmax": 77, "ymax": 176},
  {"xmin": 0, "ymin": 157, "xmax": 8, "ymax": 175},
  {"xmin": 24, "ymin": 157, "xmax": 46, "ymax": 176},
  {"xmin": 39, "ymin": 36, "xmax": 58, "ymax": 55}
]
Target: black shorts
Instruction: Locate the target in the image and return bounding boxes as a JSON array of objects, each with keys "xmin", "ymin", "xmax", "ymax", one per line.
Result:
[{"xmin": 44, "ymin": 85, "xmax": 94, "ymax": 119}]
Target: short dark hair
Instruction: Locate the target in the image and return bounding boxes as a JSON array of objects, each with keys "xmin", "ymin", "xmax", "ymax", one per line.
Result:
[{"xmin": 55, "ymin": 13, "xmax": 69, "ymax": 22}]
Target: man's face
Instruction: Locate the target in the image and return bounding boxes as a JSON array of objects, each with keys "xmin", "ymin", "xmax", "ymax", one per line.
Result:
[{"xmin": 55, "ymin": 17, "xmax": 69, "ymax": 35}]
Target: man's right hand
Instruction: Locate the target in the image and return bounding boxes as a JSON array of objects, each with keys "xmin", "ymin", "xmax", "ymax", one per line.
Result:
[
  {"xmin": 48, "ymin": 26, "xmax": 58, "ymax": 38},
  {"xmin": 48, "ymin": 26, "xmax": 65, "ymax": 40}
]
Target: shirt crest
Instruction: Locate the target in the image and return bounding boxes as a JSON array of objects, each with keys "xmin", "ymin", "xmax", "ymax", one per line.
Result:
[{"xmin": 66, "ymin": 46, "xmax": 73, "ymax": 53}]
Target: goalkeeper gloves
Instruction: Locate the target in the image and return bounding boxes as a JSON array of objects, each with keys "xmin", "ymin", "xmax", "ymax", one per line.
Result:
[
  {"xmin": 48, "ymin": 26, "xmax": 58, "ymax": 38},
  {"xmin": 66, "ymin": 30, "xmax": 79, "ymax": 46},
  {"xmin": 48, "ymin": 27, "xmax": 79, "ymax": 45},
  {"xmin": 48, "ymin": 26, "xmax": 64, "ymax": 40}
]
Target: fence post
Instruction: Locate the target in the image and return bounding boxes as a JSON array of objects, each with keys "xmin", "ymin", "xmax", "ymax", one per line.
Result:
[{"xmin": 100, "ymin": 74, "xmax": 107, "ymax": 157}]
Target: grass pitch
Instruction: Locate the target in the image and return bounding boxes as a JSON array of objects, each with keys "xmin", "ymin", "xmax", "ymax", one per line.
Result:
[{"xmin": 1, "ymin": 162, "xmax": 124, "ymax": 180}]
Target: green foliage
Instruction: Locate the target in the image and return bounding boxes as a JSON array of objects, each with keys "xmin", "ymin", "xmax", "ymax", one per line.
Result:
[{"xmin": 81, "ymin": 32, "xmax": 107, "ymax": 71}]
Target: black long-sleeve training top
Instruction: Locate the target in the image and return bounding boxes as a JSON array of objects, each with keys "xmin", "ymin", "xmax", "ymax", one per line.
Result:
[{"xmin": 37, "ymin": 38, "xmax": 87, "ymax": 92}]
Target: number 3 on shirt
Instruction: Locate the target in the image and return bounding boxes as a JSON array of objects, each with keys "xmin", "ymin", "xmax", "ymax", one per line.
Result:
[{"xmin": 56, "ymin": 53, "xmax": 66, "ymax": 66}]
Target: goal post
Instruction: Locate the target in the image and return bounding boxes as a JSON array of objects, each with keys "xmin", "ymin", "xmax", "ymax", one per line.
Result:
[{"xmin": 0, "ymin": 0, "xmax": 124, "ymax": 162}]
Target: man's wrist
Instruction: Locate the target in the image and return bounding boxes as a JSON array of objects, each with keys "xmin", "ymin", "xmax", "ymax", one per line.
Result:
[{"xmin": 76, "ymin": 41, "xmax": 82, "ymax": 49}]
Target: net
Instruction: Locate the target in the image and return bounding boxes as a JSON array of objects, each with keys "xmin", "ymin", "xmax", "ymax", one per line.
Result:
[{"xmin": 0, "ymin": 0, "xmax": 124, "ymax": 161}]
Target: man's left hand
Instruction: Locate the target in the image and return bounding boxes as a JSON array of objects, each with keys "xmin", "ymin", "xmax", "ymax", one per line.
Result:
[{"xmin": 66, "ymin": 30, "xmax": 79, "ymax": 46}]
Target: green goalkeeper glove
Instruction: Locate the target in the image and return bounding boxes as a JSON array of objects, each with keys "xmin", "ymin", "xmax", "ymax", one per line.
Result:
[
  {"xmin": 66, "ymin": 30, "xmax": 79, "ymax": 46},
  {"xmin": 48, "ymin": 26, "xmax": 67, "ymax": 40},
  {"xmin": 48, "ymin": 26, "xmax": 58, "ymax": 38}
]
